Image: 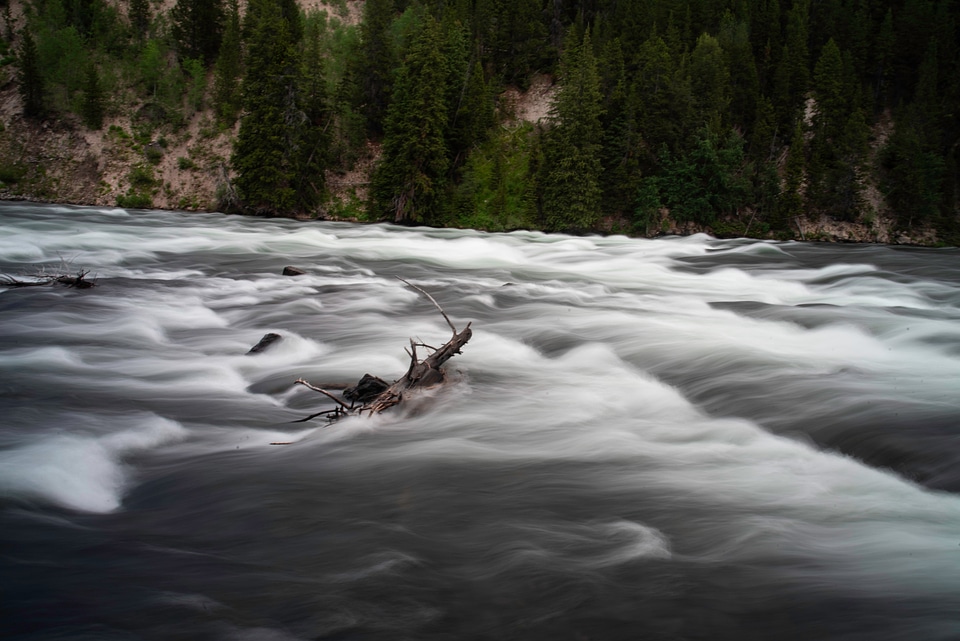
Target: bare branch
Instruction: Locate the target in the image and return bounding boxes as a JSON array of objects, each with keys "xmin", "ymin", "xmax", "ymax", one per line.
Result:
[
  {"xmin": 294, "ymin": 378, "xmax": 351, "ymax": 410},
  {"xmin": 396, "ymin": 276, "xmax": 457, "ymax": 334}
]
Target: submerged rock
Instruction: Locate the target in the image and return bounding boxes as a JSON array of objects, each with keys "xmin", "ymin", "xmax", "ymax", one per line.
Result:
[{"xmin": 247, "ymin": 333, "xmax": 282, "ymax": 354}]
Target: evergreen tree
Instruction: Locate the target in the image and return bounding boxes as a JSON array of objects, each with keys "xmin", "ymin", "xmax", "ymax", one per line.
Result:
[
  {"xmin": 370, "ymin": 15, "xmax": 450, "ymax": 223},
  {"xmin": 810, "ymin": 38, "xmax": 868, "ymax": 219},
  {"xmin": 295, "ymin": 13, "xmax": 330, "ymax": 208},
  {"xmin": 689, "ymin": 32, "xmax": 730, "ymax": 129},
  {"xmin": 657, "ymin": 128, "xmax": 751, "ymax": 226},
  {"xmin": 540, "ymin": 30, "xmax": 604, "ymax": 232},
  {"xmin": 774, "ymin": 0, "xmax": 810, "ymax": 131},
  {"xmin": 80, "ymin": 62, "xmax": 104, "ymax": 129},
  {"xmin": 130, "ymin": 0, "xmax": 150, "ymax": 40},
  {"xmin": 598, "ymin": 36, "xmax": 641, "ymax": 216},
  {"xmin": 212, "ymin": 0, "xmax": 241, "ymax": 125},
  {"xmin": 635, "ymin": 33, "xmax": 691, "ymax": 156},
  {"xmin": 350, "ymin": 0, "xmax": 397, "ymax": 136},
  {"xmin": 231, "ymin": 0, "xmax": 310, "ymax": 214},
  {"xmin": 719, "ymin": 11, "xmax": 760, "ymax": 130},
  {"xmin": 777, "ymin": 119, "xmax": 806, "ymax": 233},
  {"xmin": 171, "ymin": 0, "xmax": 224, "ymax": 64},
  {"xmin": 17, "ymin": 29, "xmax": 45, "ymax": 119},
  {"xmin": 139, "ymin": 39, "xmax": 163, "ymax": 97}
]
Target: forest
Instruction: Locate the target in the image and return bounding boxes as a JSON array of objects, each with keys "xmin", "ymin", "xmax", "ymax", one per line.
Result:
[{"xmin": 3, "ymin": 0, "xmax": 960, "ymax": 243}]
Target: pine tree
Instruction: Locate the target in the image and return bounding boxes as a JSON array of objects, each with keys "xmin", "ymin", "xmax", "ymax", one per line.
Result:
[
  {"xmin": 17, "ymin": 29, "xmax": 45, "ymax": 119},
  {"xmin": 541, "ymin": 29, "xmax": 604, "ymax": 232},
  {"xmin": 350, "ymin": 0, "xmax": 397, "ymax": 136},
  {"xmin": 370, "ymin": 15, "xmax": 450, "ymax": 223},
  {"xmin": 719, "ymin": 11, "xmax": 760, "ymax": 130},
  {"xmin": 171, "ymin": 0, "xmax": 224, "ymax": 64},
  {"xmin": 689, "ymin": 32, "xmax": 730, "ymax": 129},
  {"xmin": 80, "ymin": 62, "xmax": 104, "ymax": 129},
  {"xmin": 231, "ymin": 0, "xmax": 303, "ymax": 214},
  {"xmin": 212, "ymin": 0, "xmax": 241, "ymax": 125},
  {"xmin": 130, "ymin": 0, "xmax": 150, "ymax": 40},
  {"xmin": 777, "ymin": 119, "xmax": 806, "ymax": 233},
  {"xmin": 809, "ymin": 38, "xmax": 866, "ymax": 219},
  {"xmin": 294, "ymin": 14, "xmax": 330, "ymax": 209}
]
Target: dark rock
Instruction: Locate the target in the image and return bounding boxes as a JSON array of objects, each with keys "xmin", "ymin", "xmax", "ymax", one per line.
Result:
[
  {"xmin": 282, "ymin": 266, "xmax": 307, "ymax": 276},
  {"xmin": 247, "ymin": 333, "xmax": 282, "ymax": 354},
  {"xmin": 344, "ymin": 373, "xmax": 390, "ymax": 403}
]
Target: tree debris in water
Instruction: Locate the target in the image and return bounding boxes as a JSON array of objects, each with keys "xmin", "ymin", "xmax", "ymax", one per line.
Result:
[{"xmin": 294, "ymin": 277, "xmax": 472, "ymax": 423}]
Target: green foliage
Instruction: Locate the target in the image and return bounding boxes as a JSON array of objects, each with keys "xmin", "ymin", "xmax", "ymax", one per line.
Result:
[
  {"xmin": 144, "ymin": 145, "xmax": 163, "ymax": 165},
  {"xmin": 4, "ymin": 0, "xmax": 959, "ymax": 240},
  {"xmin": 231, "ymin": 0, "xmax": 328, "ymax": 215},
  {"xmin": 212, "ymin": 0, "xmax": 241, "ymax": 124},
  {"xmin": 451, "ymin": 123, "xmax": 538, "ymax": 231},
  {"xmin": 656, "ymin": 129, "xmax": 752, "ymax": 226},
  {"xmin": 116, "ymin": 192, "xmax": 153, "ymax": 208},
  {"xmin": 128, "ymin": 163, "xmax": 156, "ymax": 188},
  {"xmin": 347, "ymin": 0, "xmax": 398, "ymax": 137},
  {"xmin": 171, "ymin": 0, "xmax": 224, "ymax": 64},
  {"xmin": 689, "ymin": 33, "xmax": 729, "ymax": 128},
  {"xmin": 130, "ymin": 0, "xmax": 150, "ymax": 40},
  {"xmin": 539, "ymin": 30, "xmax": 604, "ymax": 232},
  {"xmin": 183, "ymin": 57, "xmax": 205, "ymax": 113},
  {"xmin": 80, "ymin": 62, "xmax": 104, "ymax": 128},
  {"xmin": 139, "ymin": 39, "xmax": 163, "ymax": 96},
  {"xmin": 0, "ymin": 160, "xmax": 26, "ymax": 184},
  {"xmin": 370, "ymin": 15, "xmax": 450, "ymax": 224},
  {"xmin": 17, "ymin": 29, "xmax": 45, "ymax": 118}
]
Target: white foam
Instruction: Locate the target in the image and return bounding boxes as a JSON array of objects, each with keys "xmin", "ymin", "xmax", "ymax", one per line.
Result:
[{"xmin": 0, "ymin": 414, "xmax": 186, "ymax": 512}]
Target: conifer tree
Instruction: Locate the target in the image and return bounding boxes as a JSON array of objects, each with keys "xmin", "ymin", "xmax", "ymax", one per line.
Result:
[
  {"xmin": 212, "ymin": 0, "xmax": 241, "ymax": 125},
  {"xmin": 231, "ymin": 0, "xmax": 304, "ymax": 214},
  {"xmin": 350, "ymin": 0, "xmax": 397, "ymax": 136},
  {"xmin": 689, "ymin": 32, "xmax": 730, "ymax": 129},
  {"xmin": 171, "ymin": 0, "xmax": 224, "ymax": 64},
  {"xmin": 778, "ymin": 119, "xmax": 806, "ymax": 233},
  {"xmin": 719, "ymin": 11, "xmax": 760, "ymax": 130},
  {"xmin": 294, "ymin": 14, "xmax": 330, "ymax": 208},
  {"xmin": 130, "ymin": 0, "xmax": 150, "ymax": 40},
  {"xmin": 80, "ymin": 62, "xmax": 104, "ymax": 129},
  {"xmin": 598, "ymin": 37, "xmax": 641, "ymax": 216},
  {"xmin": 370, "ymin": 15, "xmax": 450, "ymax": 223},
  {"xmin": 17, "ymin": 29, "xmax": 45, "ymax": 119},
  {"xmin": 541, "ymin": 30, "xmax": 604, "ymax": 232}
]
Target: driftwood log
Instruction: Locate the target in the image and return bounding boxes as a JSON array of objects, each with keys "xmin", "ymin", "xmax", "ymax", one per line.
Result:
[
  {"xmin": 0, "ymin": 269, "xmax": 96, "ymax": 289},
  {"xmin": 294, "ymin": 278, "xmax": 472, "ymax": 422}
]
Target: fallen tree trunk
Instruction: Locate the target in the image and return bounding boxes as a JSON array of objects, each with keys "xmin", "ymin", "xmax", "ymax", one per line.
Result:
[{"xmin": 294, "ymin": 278, "xmax": 472, "ymax": 422}]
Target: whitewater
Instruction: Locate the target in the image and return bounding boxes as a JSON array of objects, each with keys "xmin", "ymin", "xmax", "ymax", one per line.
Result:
[{"xmin": 1, "ymin": 202, "xmax": 959, "ymax": 640}]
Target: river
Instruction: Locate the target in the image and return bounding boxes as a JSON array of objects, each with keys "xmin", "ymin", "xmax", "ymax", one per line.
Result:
[{"xmin": 1, "ymin": 202, "xmax": 959, "ymax": 640}]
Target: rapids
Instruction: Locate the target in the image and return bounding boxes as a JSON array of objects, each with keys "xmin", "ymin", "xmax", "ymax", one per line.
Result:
[{"xmin": 1, "ymin": 202, "xmax": 959, "ymax": 640}]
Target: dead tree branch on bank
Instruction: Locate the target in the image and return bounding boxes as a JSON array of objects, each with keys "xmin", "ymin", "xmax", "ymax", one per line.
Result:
[{"xmin": 294, "ymin": 278, "xmax": 472, "ymax": 423}]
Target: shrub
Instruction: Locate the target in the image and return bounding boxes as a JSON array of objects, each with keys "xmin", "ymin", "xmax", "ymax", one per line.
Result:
[{"xmin": 116, "ymin": 192, "xmax": 153, "ymax": 208}]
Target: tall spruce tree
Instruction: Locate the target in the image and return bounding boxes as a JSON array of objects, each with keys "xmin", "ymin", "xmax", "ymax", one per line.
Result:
[
  {"xmin": 130, "ymin": 0, "xmax": 150, "ymax": 40},
  {"xmin": 80, "ymin": 62, "xmax": 104, "ymax": 129},
  {"xmin": 540, "ymin": 29, "xmax": 604, "ymax": 232},
  {"xmin": 231, "ymin": 0, "xmax": 306, "ymax": 214},
  {"xmin": 370, "ymin": 15, "xmax": 451, "ymax": 223},
  {"xmin": 350, "ymin": 0, "xmax": 397, "ymax": 137},
  {"xmin": 295, "ymin": 14, "xmax": 330, "ymax": 208},
  {"xmin": 212, "ymin": 0, "xmax": 241, "ymax": 125},
  {"xmin": 17, "ymin": 29, "xmax": 45, "ymax": 119},
  {"xmin": 171, "ymin": 0, "xmax": 224, "ymax": 64}
]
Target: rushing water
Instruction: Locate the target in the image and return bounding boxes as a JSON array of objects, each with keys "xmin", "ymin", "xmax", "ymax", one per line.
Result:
[{"xmin": 1, "ymin": 202, "xmax": 959, "ymax": 641}]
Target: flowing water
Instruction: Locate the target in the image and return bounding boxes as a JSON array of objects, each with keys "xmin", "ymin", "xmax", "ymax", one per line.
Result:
[{"xmin": 1, "ymin": 202, "xmax": 959, "ymax": 641}]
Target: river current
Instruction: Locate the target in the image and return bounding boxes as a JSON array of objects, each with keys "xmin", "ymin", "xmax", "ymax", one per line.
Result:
[{"xmin": 1, "ymin": 202, "xmax": 959, "ymax": 640}]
